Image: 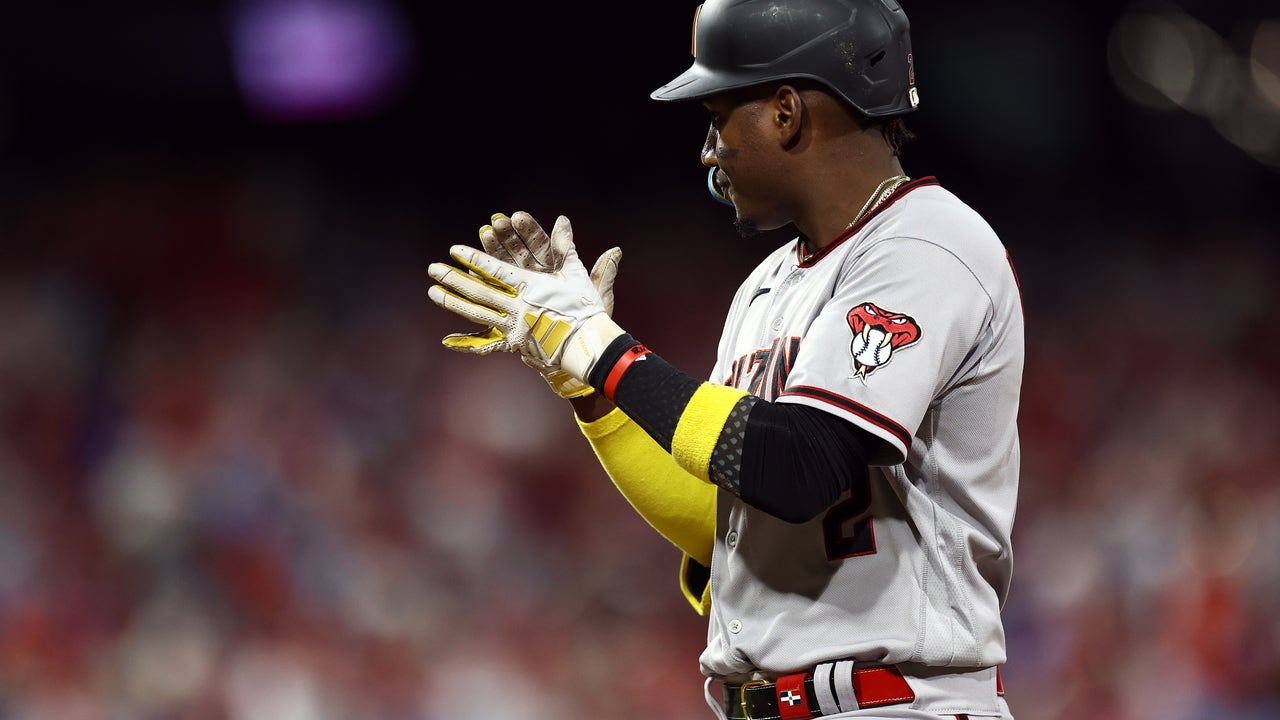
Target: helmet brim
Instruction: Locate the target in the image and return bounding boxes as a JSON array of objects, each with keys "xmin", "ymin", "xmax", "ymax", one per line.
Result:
[{"xmin": 650, "ymin": 63, "xmax": 768, "ymax": 102}]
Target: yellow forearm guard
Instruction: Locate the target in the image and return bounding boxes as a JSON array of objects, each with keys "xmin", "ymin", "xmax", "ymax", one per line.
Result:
[
  {"xmin": 671, "ymin": 383, "xmax": 750, "ymax": 483},
  {"xmin": 578, "ymin": 407, "xmax": 716, "ymax": 567}
]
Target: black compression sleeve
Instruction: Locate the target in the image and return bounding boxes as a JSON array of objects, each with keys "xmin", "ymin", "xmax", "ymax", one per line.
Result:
[
  {"xmin": 737, "ymin": 402, "xmax": 872, "ymax": 523},
  {"xmin": 585, "ymin": 333, "xmax": 874, "ymax": 525},
  {"xmin": 586, "ymin": 333, "xmax": 701, "ymax": 450}
]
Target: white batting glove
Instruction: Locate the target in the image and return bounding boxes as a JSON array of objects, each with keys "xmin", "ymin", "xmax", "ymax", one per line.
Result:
[
  {"xmin": 480, "ymin": 211, "xmax": 567, "ymax": 273},
  {"xmin": 428, "ymin": 215, "xmax": 625, "ymax": 391},
  {"xmin": 474, "ymin": 212, "xmax": 622, "ymax": 398},
  {"xmin": 482, "ymin": 213, "xmax": 623, "ymax": 397},
  {"xmin": 480, "ymin": 212, "xmax": 622, "ymax": 316}
]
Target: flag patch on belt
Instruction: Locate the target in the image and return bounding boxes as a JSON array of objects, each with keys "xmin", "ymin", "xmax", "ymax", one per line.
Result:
[{"xmin": 775, "ymin": 673, "xmax": 812, "ymax": 719}]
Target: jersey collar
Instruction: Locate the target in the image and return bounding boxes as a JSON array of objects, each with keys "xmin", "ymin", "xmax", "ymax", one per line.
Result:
[{"xmin": 795, "ymin": 176, "xmax": 940, "ymax": 268}]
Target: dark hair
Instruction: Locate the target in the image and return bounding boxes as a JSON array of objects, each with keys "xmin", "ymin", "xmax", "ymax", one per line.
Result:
[
  {"xmin": 788, "ymin": 78, "xmax": 917, "ymax": 156},
  {"xmin": 878, "ymin": 116, "xmax": 916, "ymax": 157}
]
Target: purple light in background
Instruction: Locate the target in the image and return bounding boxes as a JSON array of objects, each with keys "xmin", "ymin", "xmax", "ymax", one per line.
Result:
[{"xmin": 230, "ymin": 0, "xmax": 413, "ymax": 122}]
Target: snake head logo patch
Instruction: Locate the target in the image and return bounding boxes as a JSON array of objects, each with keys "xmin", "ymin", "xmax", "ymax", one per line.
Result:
[{"xmin": 847, "ymin": 302, "xmax": 921, "ymax": 380}]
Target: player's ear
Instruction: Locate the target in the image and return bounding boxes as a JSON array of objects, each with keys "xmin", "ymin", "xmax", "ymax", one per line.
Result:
[{"xmin": 773, "ymin": 84, "xmax": 804, "ymax": 149}]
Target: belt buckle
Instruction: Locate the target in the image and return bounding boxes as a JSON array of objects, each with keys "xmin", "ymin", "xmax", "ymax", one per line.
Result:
[{"xmin": 737, "ymin": 679, "xmax": 769, "ymax": 720}]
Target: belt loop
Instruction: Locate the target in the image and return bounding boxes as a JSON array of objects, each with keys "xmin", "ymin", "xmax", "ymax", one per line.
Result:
[
  {"xmin": 812, "ymin": 662, "xmax": 840, "ymax": 716},
  {"xmin": 833, "ymin": 660, "xmax": 858, "ymax": 711}
]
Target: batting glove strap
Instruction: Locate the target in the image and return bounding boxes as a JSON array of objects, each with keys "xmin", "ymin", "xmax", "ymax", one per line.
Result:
[
  {"xmin": 556, "ymin": 314, "xmax": 624, "ymax": 387},
  {"xmin": 527, "ymin": 361, "xmax": 596, "ymax": 399}
]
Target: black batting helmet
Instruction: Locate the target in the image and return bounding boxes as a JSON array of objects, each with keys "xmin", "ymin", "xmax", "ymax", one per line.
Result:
[{"xmin": 651, "ymin": 0, "xmax": 919, "ymax": 117}]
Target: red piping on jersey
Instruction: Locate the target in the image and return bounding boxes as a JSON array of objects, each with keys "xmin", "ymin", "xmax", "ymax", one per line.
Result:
[
  {"xmin": 780, "ymin": 385, "xmax": 912, "ymax": 449},
  {"xmin": 1006, "ymin": 249, "xmax": 1025, "ymax": 319},
  {"xmin": 796, "ymin": 176, "xmax": 940, "ymax": 268}
]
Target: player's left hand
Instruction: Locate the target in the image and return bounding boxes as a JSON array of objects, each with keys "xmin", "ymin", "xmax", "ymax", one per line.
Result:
[
  {"xmin": 480, "ymin": 212, "xmax": 622, "ymax": 316},
  {"xmin": 475, "ymin": 212, "xmax": 622, "ymax": 398},
  {"xmin": 480, "ymin": 211, "xmax": 567, "ymax": 275},
  {"xmin": 428, "ymin": 216, "xmax": 622, "ymax": 384}
]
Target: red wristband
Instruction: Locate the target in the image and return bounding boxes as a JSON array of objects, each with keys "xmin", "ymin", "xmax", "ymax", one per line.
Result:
[{"xmin": 602, "ymin": 343, "xmax": 653, "ymax": 402}]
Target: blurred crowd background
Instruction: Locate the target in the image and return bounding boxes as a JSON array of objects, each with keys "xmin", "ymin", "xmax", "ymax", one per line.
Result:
[{"xmin": 2, "ymin": 1, "xmax": 1279, "ymax": 719}]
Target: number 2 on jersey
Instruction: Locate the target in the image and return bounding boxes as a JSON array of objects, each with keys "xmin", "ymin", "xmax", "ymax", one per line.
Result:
[{"xmin": 822, "ymin": 475, "xmax": 875, "ymax": 561}]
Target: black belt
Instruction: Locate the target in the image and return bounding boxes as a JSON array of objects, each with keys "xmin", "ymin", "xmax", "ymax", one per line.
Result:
[{"xmin": 725, "ymin": 665, "xmax": 915, "ymax": 720}]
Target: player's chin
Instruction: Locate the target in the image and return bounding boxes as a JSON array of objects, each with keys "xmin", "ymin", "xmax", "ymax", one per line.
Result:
[
  {"xmin": 734, "ymin": 206, "xmax": 787, "ymax": 239},
  {"xmin": 732, "ymin": 202, "xmax": 787, "ymax": 239},
  {"xmin": 731, "ymin": 202, "xmax": 763, "ymax": 238},
  {"xmin": 733, "ymin": 215, "xmax": 763, "ymax": 238}
]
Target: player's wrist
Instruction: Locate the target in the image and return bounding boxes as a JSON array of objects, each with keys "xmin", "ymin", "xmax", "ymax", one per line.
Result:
[
  {"xmin": 581, "ymin": 331, "xmax": 655, "ymax": 403},
  {"xmin": 560, "ymin": 313, "xmax": 626, "ymax": 384}
]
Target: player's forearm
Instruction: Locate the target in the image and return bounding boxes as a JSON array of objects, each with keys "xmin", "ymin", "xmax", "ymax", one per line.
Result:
[
  {"xmin": 570, "ymin": 392, "xmax": 616, "ymax": 423},
  {"xmin": 577, "ymin": 405, "xmax": 716, "ymax": 565},
  {"xmin": 585, "ymin": 333, "xmax": 869, "ymax": 523}
]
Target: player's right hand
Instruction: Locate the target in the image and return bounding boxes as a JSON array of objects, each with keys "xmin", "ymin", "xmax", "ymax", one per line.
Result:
[
  {"xmin": 470, "ymin": 211, "xmax": 622, "ymax": 398},
  {"xmin": 427, "ymin": 215, "xmax": 625, "ymax": 395}
]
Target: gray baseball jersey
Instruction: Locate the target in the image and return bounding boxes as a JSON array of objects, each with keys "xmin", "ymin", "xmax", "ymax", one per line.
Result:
[{"xmin": 701, "ymin": 178, "xmax": 1023, "ymax": 681}]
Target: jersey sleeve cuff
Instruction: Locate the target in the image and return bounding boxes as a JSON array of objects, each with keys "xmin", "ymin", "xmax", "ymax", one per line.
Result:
[{"xmin": 776, "ymin": 387, "xmax": 911, "ymax": 466}]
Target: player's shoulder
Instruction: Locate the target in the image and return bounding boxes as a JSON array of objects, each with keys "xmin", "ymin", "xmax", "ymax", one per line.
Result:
[
  {"xmin": 890, "ymin": 181, "xmax": 1001, "ymax": 247},
  {"xmin": 866, "ymin": 180, "xmax": 1010, "ymax": 279}
]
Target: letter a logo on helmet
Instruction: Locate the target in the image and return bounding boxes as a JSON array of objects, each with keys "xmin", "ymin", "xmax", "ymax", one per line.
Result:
[{"xmin": 652, "ymin": 0, "xmax": 919, "ymax": 118}]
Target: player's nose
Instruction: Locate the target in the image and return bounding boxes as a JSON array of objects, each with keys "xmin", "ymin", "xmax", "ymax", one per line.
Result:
[{"xmin": 701, "ymin": 124, "xmax": 718, "ymax": 168}]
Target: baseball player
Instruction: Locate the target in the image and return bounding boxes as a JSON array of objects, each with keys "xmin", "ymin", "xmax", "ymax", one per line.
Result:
[{"xmin": 426, "ymin": 1, "xmax": 1023, "ymax": 718}]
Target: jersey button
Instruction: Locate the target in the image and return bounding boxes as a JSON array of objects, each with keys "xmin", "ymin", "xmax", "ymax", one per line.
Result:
[
  {"xmin": 771, "ymin": 317, "xmax": 783, "ymax": 331},
  {"xmin": 728, "ymin": 619, "xmax": 743, "ymax": 634},
  {"xmin": 726, "ymin": 531, "xmax": 738, "ymax": 548}
]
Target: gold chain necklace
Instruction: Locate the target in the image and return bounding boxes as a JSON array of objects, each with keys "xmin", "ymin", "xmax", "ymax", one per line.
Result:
[
  {"xmin": 846, "ymin": 174, "xmax": 911, "ymax": 230},
  {"xmin": 802, "ymin": 174, "xmax": 911, "ymax": 262}
]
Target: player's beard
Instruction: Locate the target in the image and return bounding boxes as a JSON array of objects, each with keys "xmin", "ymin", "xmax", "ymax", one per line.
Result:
[{"xmin": 733, "ymin": 216, "xmax": 762, "ymax": 238}]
